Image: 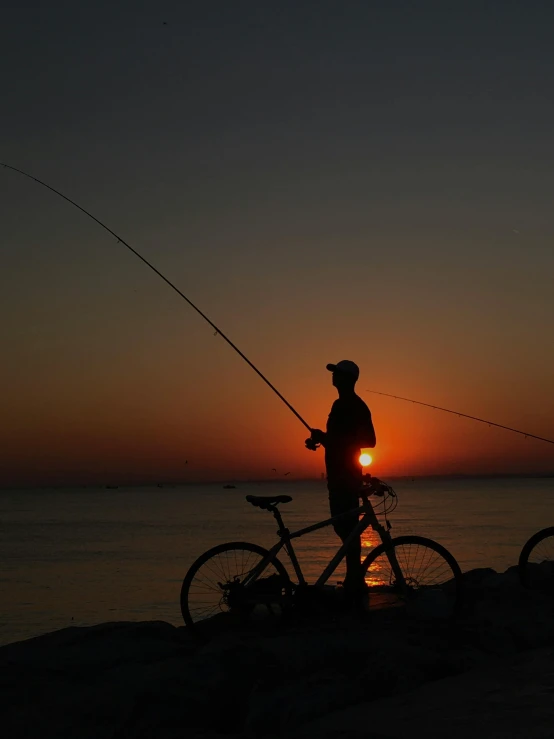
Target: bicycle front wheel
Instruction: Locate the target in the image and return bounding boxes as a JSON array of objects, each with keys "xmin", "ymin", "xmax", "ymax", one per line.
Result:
[
  {"xmin": 181, "ymin": 541, "xmax": 293, "ymax": 629},
  {"xmin": 519, "ymin": 527, "xmax": 554, "ymax": 590},
  {"xmin": 362, "ymin": 535, "xmax": 463, "ymax": 619}
]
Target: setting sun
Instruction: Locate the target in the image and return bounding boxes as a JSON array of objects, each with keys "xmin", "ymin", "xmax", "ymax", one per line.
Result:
[{"xmin": 359, "ymin": 452, "xmax": 372, "ymax": 467}]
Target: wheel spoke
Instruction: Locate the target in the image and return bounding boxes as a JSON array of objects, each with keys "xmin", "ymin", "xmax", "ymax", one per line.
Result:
[
  {"xmin": 202, "ymin": 556, "xmax": 227, "ymax": 583},
  {"xmin": 192, "ymin": 573, "xmax": 222, "ymax": 593},
  {"xmin": 417, "ymin": 558, "xmax": 451, "ymax": 584},
  {"xmin": 216, "ymin": 553, "xmax": 230, "ymax": 584},
  {"xmin": 182, "ymin": 544, "xmax": 290, "ymax": 627},
  {"xmin": 363, "ymin": 537, "xmax": 461, "ymax": 616},
  {"xmin": 190, "ymin": 604, "xmax": 222, "ymax": 619}
]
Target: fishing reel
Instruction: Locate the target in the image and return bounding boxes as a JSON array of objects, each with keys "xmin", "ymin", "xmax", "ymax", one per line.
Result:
[{"xmin": 305, "ymin": 428, "xmax": 325, "ymax": 451}]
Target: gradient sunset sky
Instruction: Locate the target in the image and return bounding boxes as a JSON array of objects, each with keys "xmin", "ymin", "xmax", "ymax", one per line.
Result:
[{"xmin": 1, "ymin": 2, "xmax": 553, "ymax": 486}]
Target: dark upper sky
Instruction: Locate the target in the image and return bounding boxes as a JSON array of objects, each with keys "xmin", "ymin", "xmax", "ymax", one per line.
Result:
[{"xmin": 2, "ymin": 2, "xmax": 554, "ymax": 484}]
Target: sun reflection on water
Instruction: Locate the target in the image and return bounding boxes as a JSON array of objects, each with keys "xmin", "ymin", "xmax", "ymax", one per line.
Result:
[{"xmin": 361, "ymin": 527, "xmax": 395, "ymax": 587}]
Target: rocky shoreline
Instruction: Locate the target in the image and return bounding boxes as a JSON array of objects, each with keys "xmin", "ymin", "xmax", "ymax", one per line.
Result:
[{"xmin": 2, "ymin": 566, "xmax": 553, "ymax": 738}]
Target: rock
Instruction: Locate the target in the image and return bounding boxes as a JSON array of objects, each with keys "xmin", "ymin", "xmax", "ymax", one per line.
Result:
[
  {"xmin": 482, "ymin": 565, "xmax": 522, "ymax": 590},
  {"xmin": 246, "ymin": 668, "xmax": 367, "ymax": 736},
  {"xmin": 1, "ymin": 620, "xmax": 189, "ymax": 675},
  {"xmin": 1, "ymin": 564, "xmax": 554, "ymax": 738},
  {"xmin": 405, "ymin": 587, "xmax": 453, "ymax": 620},
  {"xmin": 293, "ymin": 647, "xmax": 554, "ymax": 739},
  {"xmin": 524, "ymin": 560, "xmax": 554, "ymax": 589},
  {"xmin": 460, "ymin": 567, "xmax": 497, "ymax": 588},
  {"xmin": 295, "ymin": 733, "xmax": 398, "ymax": 739}
]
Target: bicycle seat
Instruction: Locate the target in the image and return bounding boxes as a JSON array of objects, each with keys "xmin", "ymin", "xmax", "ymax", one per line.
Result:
[{"xmin": 245, "ymin": 495, "xmax": 292, "ymax": 510}]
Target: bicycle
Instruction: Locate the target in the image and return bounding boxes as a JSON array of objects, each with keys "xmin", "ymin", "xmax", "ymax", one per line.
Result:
[
  {"xmin": 180, "ymin": 475, "xmax": 463, "ymax": 629},
  {"xmin": 518, "ymin": 527, "xmax": 554, "ymax": 590}
]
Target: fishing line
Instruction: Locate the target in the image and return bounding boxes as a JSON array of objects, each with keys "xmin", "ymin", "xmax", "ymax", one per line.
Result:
[
  {"xmin": 5, "ymin": 162, "xmax": 551, "ymax": 448},
  {"xmin": 367, "ymin": 390, "xmax": 554, "ymax": 445},
  {"xmin": 1, "ymin": 162, "xmax": 311, "ymax": 431}
]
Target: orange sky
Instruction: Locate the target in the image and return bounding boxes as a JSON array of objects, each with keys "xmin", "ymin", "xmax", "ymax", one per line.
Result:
[
  {"xmin": 2, "ymin": 204, "xmax": 553, "ymax": 486},
  {"xmin": 2, "ymin": 4, "xmax": 554, "ymax": 486},
  {"xmin": 2, "ymin": 292, "xmax": 553, "ymax": 486}
]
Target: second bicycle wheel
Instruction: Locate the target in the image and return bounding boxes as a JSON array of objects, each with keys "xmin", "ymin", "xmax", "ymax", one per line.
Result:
[
  {"xmin": 518, "ymin": 527, "xmax": 554, "ymax": 590},
  {"xmin": 362, "ymin": 535, "xmax": 463, "ymax": 619},
  {"xmin": 181, "ymin": 541, "xmax": 293, "ymax": 630}
]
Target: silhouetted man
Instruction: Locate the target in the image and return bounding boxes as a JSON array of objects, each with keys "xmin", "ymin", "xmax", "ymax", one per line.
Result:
[{"xmin": 305, "ymin": 360, "xmax": 376, "ymax": 601}]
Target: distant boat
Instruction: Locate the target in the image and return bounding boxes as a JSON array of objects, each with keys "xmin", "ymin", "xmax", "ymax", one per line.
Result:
[
  {"xmin": 106, "ymin": 485, "xmax": 118, "ymax": 489},
  {"xmin": 223, "ymin": 484, "xmax": 236, "ymax": 489}
]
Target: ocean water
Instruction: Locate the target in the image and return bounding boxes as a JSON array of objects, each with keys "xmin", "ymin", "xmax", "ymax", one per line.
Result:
[{"xmin": 1, "ymin": 476, "xmax": 553, "ymax": 646}]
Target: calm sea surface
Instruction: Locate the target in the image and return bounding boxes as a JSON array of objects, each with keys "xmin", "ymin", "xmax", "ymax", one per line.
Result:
[{"xmin": 1, "ymin": 477, "xmax": 553, "ymax": 646}]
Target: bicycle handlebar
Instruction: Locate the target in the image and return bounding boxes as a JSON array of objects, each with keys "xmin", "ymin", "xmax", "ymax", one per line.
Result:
[{"xmin": 361, "ymin": 474, "xmax": 392, "ymax": 498}]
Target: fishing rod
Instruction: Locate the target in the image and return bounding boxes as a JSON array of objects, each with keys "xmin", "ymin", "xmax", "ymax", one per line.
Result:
[
  {"xmin": 367, "ymin": 390, "xmax": 554, "ymax": 445},
  {"xmin": 0, "ymin": 162, "xmax": 312, "ymax": 432},
  {"xmin": 4, "ymin": 162, "xmax": 551, "ymax": 448}
]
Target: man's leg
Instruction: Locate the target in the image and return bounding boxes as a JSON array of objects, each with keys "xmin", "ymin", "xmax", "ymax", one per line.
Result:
[
  {"xmin": 329, "ymin": 490, "xmax": 365, "ymax": 594},
  {"xmin": 344, "ymin": 528, "xmax": 363, "ymax": 592}
]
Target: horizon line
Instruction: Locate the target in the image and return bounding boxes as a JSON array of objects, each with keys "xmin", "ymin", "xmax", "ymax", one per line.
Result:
[{"xmin": 2, "ymin": 470, "xmax": 554, "ymax": 491}]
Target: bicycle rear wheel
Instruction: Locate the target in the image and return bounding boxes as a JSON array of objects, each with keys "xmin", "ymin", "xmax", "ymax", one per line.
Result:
[
  {"xmin": 518, "ymin": 527, "xmax": 554, "ymax": 590},
  {"xmin": 362, "ymin": 535, "xmax": 463, "ymax": 619},
  {"xmin": 181, "ymin": 541, "xmax": 292, "ymax": 629}
]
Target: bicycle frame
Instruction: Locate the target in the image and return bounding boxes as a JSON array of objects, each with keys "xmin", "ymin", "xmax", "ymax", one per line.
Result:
[{"xmin": 242, "ymin": 493, "xmax": 408, "ymax": 593}]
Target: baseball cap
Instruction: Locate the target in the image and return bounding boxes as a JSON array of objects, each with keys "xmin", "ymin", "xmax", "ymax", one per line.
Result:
[{"xmin": 326, "ymin": 360, "xmax": 359, "ymax": 381}]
